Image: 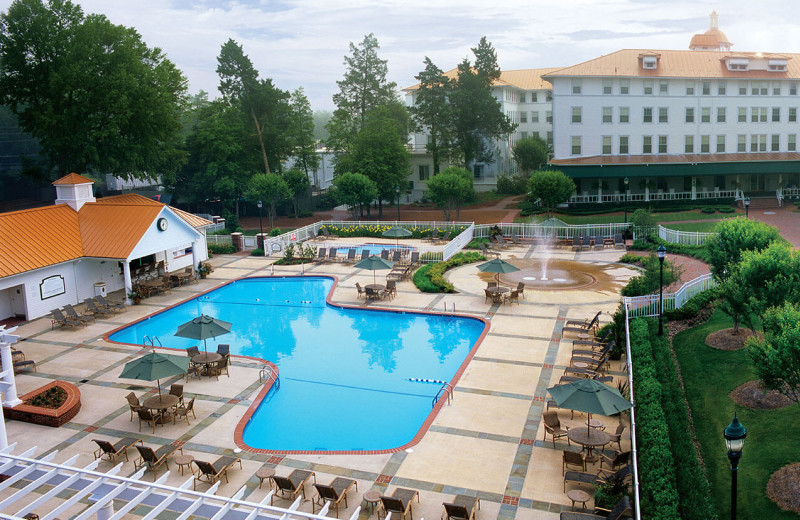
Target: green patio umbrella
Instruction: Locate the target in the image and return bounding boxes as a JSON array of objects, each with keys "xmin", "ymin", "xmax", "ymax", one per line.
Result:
[
  {"xmin": 546, "ymin": 379, "xmax": 632, "ymax": 437},
  {"xmin": 382, "ymin": 225, "xmax": 412, "ymax": 247},
  {"xmin": 119, "ymin": 352, "xmax": 189, "ymax": 399},
  {"xmin": 175, "ymin": 314, "xmax": 232, "ymax": 353},
  {"xmin": 476, "ymin": 258, "xmax": 521, "ymax": 274},
  {"xmin": 354, "ymin": 255, "xmax": 395, "ymax": 285}
]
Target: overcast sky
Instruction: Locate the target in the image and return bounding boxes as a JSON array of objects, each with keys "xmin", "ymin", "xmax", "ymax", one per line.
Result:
[{"xmin": 4, "ymin": 0, "xmax": 800, "ymax": 111}]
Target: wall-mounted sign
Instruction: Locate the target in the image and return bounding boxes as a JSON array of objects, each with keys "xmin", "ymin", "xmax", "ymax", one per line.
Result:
[{"xmin": 40, "ymin": 275, "xmax": 66, "ymax": 300}]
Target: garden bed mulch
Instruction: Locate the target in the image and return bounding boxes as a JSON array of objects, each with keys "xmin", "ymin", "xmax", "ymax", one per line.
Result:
[
  {"xmin": 704, "ymin": 327, "xmax": 761, "ymax": 350},
  {"xmin": 768, "ymin": 463, "xmax": 800, "ymax": 513},
  {"xmin": 730, "ymin": 380, "xmax": 792, "ymax": 410}
]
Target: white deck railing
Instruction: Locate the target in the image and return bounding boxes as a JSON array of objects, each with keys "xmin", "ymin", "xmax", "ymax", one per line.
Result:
[
  {"xmin": 658, "ymin": 225, "xmax": 716, "ymax": 246},
  {"xmin": 623, "ymin": 273, "xmax": 717, "ymax": 319},
  {"xmin": 474, "ymin": 222, "xmax": 630, "ymax": 240}
]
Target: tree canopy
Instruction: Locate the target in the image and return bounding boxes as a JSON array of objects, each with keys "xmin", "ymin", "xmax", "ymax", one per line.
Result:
[
  {"xmin": 246, "ymin": 173, "xmax": 291, "ymax": 229},
  {"xmin": 513, "ymin": 135, "xmax": 550, "ymax": 175},
  {"xmin": 706, "ymin": 218, "xmax": 784, "ymax": 281},
  {"xmin": 409, "ymin": 57, "xmax": 454, "ymax": 174},
  {"xmin": 283, "ymin": 168, "xmax": 310, "ymax": 219},
  {"xmin": 748, "ymin": 301, "xmax": 800, "ymax": 408},
  {"xmin": 425, "ymin": 166, "xmax": 475, "ymax": 221},
  {"xmin": 333, "ymin": 172, "xmax": 378, "ymax": 219},
  {"xmin": 527, "ymin": 169, "xmax": 575, "ymax": 219},
  {"xmin": 0, "ymin": 0, "xmax": 188, "ymax": 178}
]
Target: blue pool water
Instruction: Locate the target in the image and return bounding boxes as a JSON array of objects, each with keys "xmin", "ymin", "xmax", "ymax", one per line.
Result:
[{"xmin": 109, "ymin": 277, "xmax": 486, "ymax": 451}]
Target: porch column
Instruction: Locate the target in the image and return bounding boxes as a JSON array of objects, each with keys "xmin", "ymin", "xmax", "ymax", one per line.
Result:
[
  {"xmin": 0, "ymin": 344, "xmax": 22, "ymax": 407},
  {"xmin": 644, "ymin": 179, "xmax": 650, "ymax": 202},
  {"xmin": 691, "ymin": 177, "xmax": 697, "ymax": 200},
  {"xmin": 123, "ymin": 261, "xmax": 132, "ymax": 304},
  {"xmin": 192, "ymin": 241, "xmax": 200, "ymax": 269}
]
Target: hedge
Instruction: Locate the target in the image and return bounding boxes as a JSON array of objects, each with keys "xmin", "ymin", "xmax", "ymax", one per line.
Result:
[
  {"xmin": 208, "ymin": 243, "xmax": 237, "ymax": 254},
  {"xmin": 320, "ymin": 223, "xmax": 468, "ymax": 240},
  {"xmin": 412, "ymin": 252, "xmax": 486, "ymax": 293}
]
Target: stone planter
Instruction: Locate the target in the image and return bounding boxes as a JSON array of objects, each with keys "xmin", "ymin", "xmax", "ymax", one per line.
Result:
[{"xmin": 4, "ymin": 380, "xmax": 81, "ymax": 427}]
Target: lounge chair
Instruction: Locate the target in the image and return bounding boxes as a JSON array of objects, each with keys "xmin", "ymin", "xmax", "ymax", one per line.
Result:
[
  {"xmin": 381, "ymin": 249, "xmax": 390, "ymax": 260},
  {"xmin": 409, "ymin": 251, "xmax": 420, "ymax": 265},
  {"xmin": 328, "ymin": 248, "xmax": 339, "ymax": 262},
  {"xmin": 442, "ymin": 495, "xmax": 480, "ymax": 520},
  {"xmin": 392, "ymin": 250, "xmax": 402, "ymax": 262},
  {"xmin": 571, "ymin": 236, "xmax": 581, "ymax": 251},
  {"xmin": 510, "ymin": 234, "xmax": 523, "ymax": 245},
  {"xmin": 49, "ymin": 308, "xmax": 82, "ymax": 329},
  {"xmin": 569, "ymin": 352, "xmax": 610, "ymax": 373},
  {"xmin": 84, "ymin": 298, "xmax": 112, "ymax": 317},
  {"xmin": 559, "ymin": 496, "xmax": 632, "ymax": 520},
  {"xmin": 271, "ymin": 469, "xmax": 316, "ymax": 504},
  {"xmin": 360, "ymin": 249, "xmax": 370, "ymax": 260},
  {"xmin": 581, "ymin": 236, "xmax": 591, "ymax": 251},
  {"xmin": 92, "ymin": 437, "xmax": 141, "ymax": 464},
  {"xmin": 565, "ymin": 311, "xmax": 602, "ymax": 329},
  {"xmin": 424, "ymin": 229, "xmax": 439, "ymax": 242},
  {"xmin": 490, "ymin": 235, "xmax": 509, "ymax": 249},
  {"xmin": 63, "ymin": 303, "xmax": 94, "ymax": 324},
  {"xmin": 312, "ymin": 477, "xmax": 357, "ymax": 517},
  {"xmin": 594, "ymin": 235, "xmax": 604, "ymax": 250},
  {"xmin": 562, "ymin": 450, "xmax": 586, "ymax": 475},
  {"xmin": 438, "ymin": 231, "xmax": 451, "ymax": 243},
  {"xmin": 562, "ymin": 314, "xmax": 601, "ymax": 336},
  {"xmin": 96, "ymin": 294, "xmax": 126, "ymax": 312},
  {"xmin": 125, "ymin": 392, "xmax": 142, "ymax": 421},
  {"xmin": 134, "ymin": 444, "xmax": 182, "ymax": 481},
  {"xmin": 344, "ymin": 248, "xmax": 357, "ymax": 263},
  {"xmin": 564, "ymin": 463, "xmax": 632, "ymax": 492},
  {"xmin": 614, "ymin": 233, "xmax": 625, "ymax": 249},
  {"xmin": 378, "ymin": 488, "xmax": 419, "ymax": 520},
  {"xmin": 478, "ymin": 243, "xmax": 499, "ymax": 258},
  {"xmin": 193, "ymin": 456, "xmax": 242, "ymax": 490},
  {"xmin": 137, "ymin": 408, "xmax": 163, "ymax": 434},
  {"xmin": 543, "ymin": 410, "xmax": 570, "ymax": 447},
  {"xmin": 572, "ymin": 341, "xmax": 614, "ymax": 360},
  {"xmin": 173, "ymin": 397, "xmax": 196, "ymax": 425},
  {"xmin": 4, "ymin": 358, "xmax": 36, "ymax": 374},
  {"xmin": 316, "ymin": 248, "xmax": 328, "ymax": 263}
]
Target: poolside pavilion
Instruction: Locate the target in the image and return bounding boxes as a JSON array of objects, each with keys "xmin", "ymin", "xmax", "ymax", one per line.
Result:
[{"xmin": 0, "ymin": 237, "xmax": 635, "ymax": 519}]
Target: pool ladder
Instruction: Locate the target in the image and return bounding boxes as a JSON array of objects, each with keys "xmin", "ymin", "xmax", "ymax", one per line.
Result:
[
  {"xmin": 432, "ymin": 382, "xmax": 453, "ymax": 407},
  {"xmin": 143, "ymin": 335, "xmax": 162, "ymax": 350},
  {"xmin": 259, "ymin": 365, "xmax": 280, "ymax": 390},
  {"xmin": 443, "ymin": 302, "xmax": 456, "ymax": 315}
]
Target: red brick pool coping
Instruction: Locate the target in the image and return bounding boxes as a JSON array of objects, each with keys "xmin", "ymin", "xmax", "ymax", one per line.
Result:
[{"xmin": 105, "ymin": 274, "xmax": 490, "ymax": 455}]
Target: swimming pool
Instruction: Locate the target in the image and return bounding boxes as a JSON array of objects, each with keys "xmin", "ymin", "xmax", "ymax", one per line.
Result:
[{"xmin": 109, "ymin": 276, "xmax": 487, "ymax": 452}]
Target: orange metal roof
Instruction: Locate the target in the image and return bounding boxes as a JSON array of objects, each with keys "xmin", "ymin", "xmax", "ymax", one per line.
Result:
[
  {"xmin": 0, "ymin": 205, "xmax": 82, "ymax": 278},
  {"xmin": 543, "ymin": 49, "xmax": 800, "ymax": 79},
  {"xmin": 52, "ymin": 173, "xmax": 95, "ymax": 185},
  {"xmin": 404, "ymin": 67, "xmax": 560, "ymax": 91},
  {"xmin": 550, "ymin": 151, "xmax": 800, "ymax": 166},
  {"xmin": 78, "ymin": 202, "xmax": 162, "ymax": 259},
  {"xmin": 171, "ymin": 206, "xmax": 213, "ymax": 228}
]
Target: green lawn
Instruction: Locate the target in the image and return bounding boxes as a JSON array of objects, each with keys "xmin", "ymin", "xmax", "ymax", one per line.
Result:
[
  {"xmin": 672, "ymin": 310, "xmax": 800, "ymax": 520},
  {"xmin": 664, "ymin": 221, "xmax": 725, "ymax": 233}
]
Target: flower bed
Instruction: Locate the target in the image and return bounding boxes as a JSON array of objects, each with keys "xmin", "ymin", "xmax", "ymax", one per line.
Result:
[{"xmin": 4, "ymin": 380, "xmax": 81, "ymax": 427}]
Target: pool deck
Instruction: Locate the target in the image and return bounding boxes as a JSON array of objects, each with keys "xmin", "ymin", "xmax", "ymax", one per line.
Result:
[{"xmin": 3, "ymin": 239, "xmax": 635, "ymax": 520}]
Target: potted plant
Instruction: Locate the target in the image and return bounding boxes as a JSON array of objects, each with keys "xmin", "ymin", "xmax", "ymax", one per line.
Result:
[
  {"xmin": 127, "ymin": 290, "xmax": 142, "ymax": 305},
  {"xmin": 198, "ymin": 262, "xmax": 213, "ymax": 279}
]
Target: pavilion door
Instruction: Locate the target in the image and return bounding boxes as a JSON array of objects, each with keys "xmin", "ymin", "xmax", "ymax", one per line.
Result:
[{"xmin": 749, "ymin": 174, "xmax": 766, "ymax": 192}]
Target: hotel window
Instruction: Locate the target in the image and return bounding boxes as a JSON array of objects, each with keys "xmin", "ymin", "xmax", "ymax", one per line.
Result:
[
  {"xmin": 701, "ymin": 107, "xmax": 711, "ymax": 123},
  {"xmin": 546, "ymin": 110, "xmax": 553, "ymax": 123},
  {"xmin": 603, "ymin": 79, "xmax": 613, "ymax": 94},
  {"xmin": 572, "ymin": 79, "xmax": 582, "ymax": 94},
  {"xmin": 685, "ymin": 107, "xmax": 695, "ymax": 123},
  {"xmin": 644, "ymin": 81, "xmax": 653, "ymax": 95},
  {"xmin": 521, "ymin": 131, "xmax": 528, "ymax": 139},
  {"xmin": 547, "ymin": 131, "xmax": 553, "ymax": 145},
  {"xmin": 685, "ymin": 135, "xmax": 694, "ymax": 153},
  {"xmin": 418, "ymin": 165, "xmax": 430, "ymax": 181},
  {"xmin": 619, "ymin": 136, "xmax": 629, "ymax": 154},
  {"xmin": 602, "ymin": 107, "xmax": 612, "ymax": 123},
  {"xmin": 520, "ymin": 111, "xmax": 527, "ymax": 123},
  {"xmin": 772, "ymin": 107, "xmax": 781, "ymax": 122},
  {"xmin": 790, "ymin": 134, "xmax": 797, "ymax": 151},
  {"xmin": 702, "ymin": 81, "xmax": 711, "ymax": 95},
  {"xmin": 685, "ymin": 82, "xmax": 694, "ymax": 95},
  {"xmin": 792, "ymin": 83, "xmax": 798, "ymax": 96},
  {"xmin": 619, "ymin": 80, "xmax": 630, "ymax": 95},
  {"xmin": 532, "ymin": 92, "xmax": 538, "ymax": 103},
  {"xmin": 658, "ymin": 135, "xmax": 668, "ymax": 153},
  {"xmin": 546, "ymin": 91, "xmax": 552, "ymax": 101},
  {"xmin": 737, "ymin": 135, "xmax": 746, "ymax": 152},
  {"xmin": 602, "ymin": 136, "xmax": 612, "ymax": 154},
  {"xmin": 660, "ymin": 81, "xmax": 669, "ymax": 94},
  {"xmin": 531, "ymin": 111, "xmax": 539, "ymax": 123},
  {"xmin": 572, "ymin": 107, "xmax": 582, "ymax": 123},
  {"xmin": 772, "ymin": 134, "xmax": 780, "ymax": 151},
  {"xmin": 791, "ymin": 108, "xmax": 797, "ymax": 122},
  {"xmin": 619, "ymin": 107, "xmax": 630, "ymax": 123},
  {"xmin": 659, "ymin": 107, "xmax": 668, "ymax": 123},
  {"xmin": 520, "ymin": 93, "xmax": 526, "ymax": 103},
  {"xmin": 642, "ymin": 135, "xmax": 652, "ymax": 154},
  {"xmin": 717, "ymin": 135, "xmax": 726, "ymax": 153},
  {"xmin": 571, "ymin": 136, "xmax": 582, "ymax": 155},
  {"xmin": 717, "ymin": 107, "xmax": 727, "ymax": 123},
  {"xmin": 738, "ymin": 107, "xmax": 747, "ymax": 122},
  {"xmin": 773, "ymin": 84, "xmax": 781, "ymax": 96},
  {"xmin": 739, "ymin": 82, "xmax": 747, "ymax": 95},
  {"xmin": 751, "ymin": 134, "xmax": 767, "ymax": 152},
  {"xmin": 643, "ymin": 107, "xmax": 653, "ymax": 123},
  {"xmin": 718, "ymin": 81, "xmax": 727, "ymax": 95},
  {"xmin": 701, "ymin": 135, "xmax": 710, "ymax": 153},
  {"xmin": 752, "ymin": 107, "xmax": 767, "ymax": 123},
  {"xmin": 752, "ymin": 82, "xmax": 768, "ymax": 95}
]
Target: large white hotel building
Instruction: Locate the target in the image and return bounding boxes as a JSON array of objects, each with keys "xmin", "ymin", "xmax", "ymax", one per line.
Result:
[{"xmin": 404, "ymin": 12, "xmax": 800, "ymax": 205}]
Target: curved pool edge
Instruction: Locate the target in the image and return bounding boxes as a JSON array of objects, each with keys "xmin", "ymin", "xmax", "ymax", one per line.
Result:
[{"xmin": 104, "ymin": 273, "xmax": 491, "ymax": 455}]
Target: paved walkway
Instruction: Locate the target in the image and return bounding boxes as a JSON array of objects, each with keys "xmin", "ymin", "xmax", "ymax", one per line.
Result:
[{"xmin": 3, "ymin": 242, "xmax": 635, "ymax": 520}]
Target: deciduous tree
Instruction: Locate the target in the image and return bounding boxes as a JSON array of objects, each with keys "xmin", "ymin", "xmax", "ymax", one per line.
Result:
[
  {"xmin": 286, "ymin": 88, "xmax": 319, "ymax": 186},
  {"xmin": 527, "ymin": 169, "xmax": 575, "ymax": 219},
  {"xmin": 246, "ymin": 173, "xmax": 291, "ymax": 229},
  {"xmin": 425, "ymin": 166, "xmax": 475, "ymax": 221},
  {"xmin": 410, "ymin": 57, "xmax": 454, "ymax": 174},
  {"xmin": 706, "ymin": 217, "xmax": 784, "ymax": 281},
  {"xmin": 333, "ymin": 172, "xmax": 378, "ymax": 220},
  {"xmin": 283, "ymin": 168, "xmax": 310, "ymax": 219},
  {"xmin": 748, "ymin": 302, "xmax": 800, "ymax": 407},
  {"xmin": 513, "ymin": 135, "xmax": 550, "ymax": 176}
]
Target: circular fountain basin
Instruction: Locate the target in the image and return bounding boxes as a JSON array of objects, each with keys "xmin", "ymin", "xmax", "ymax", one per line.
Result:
[{"xmin": 479, "ymin": 258, "xmax": 621, "ymax": 291}]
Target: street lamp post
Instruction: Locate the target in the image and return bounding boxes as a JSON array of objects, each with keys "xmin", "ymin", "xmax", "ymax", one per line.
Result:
[
  {"xmin": 396, "ymin": 185, "xmax": 401, "ymax": 221},
  {"xmin": 624, "ymin": 177, "xmax": 629, "ymax": 224},
  {"xmin": 723, "ymin": 415, "xmax": 747, "ymax": 520},
  {"xmin": 744, "ymin": 196, "xmax": 750, "ymax": 219},
  {"xmin": 657, "ymin": 244, "xmax": 666, "ymax": 336},
  {"xmin": 257, "ymin": 200, "xmax": 264, "ymax": 237}
]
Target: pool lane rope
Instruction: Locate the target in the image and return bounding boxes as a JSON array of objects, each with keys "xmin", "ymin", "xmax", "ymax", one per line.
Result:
[{"xmin": 408, "ymin": 378, "xmax": 448, "ymax": 384}]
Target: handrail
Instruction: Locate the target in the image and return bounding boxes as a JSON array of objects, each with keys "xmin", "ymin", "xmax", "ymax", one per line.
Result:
[
  {"xmin": 623, "ymin": 302, "xmax": 643, "ymax": 520},
  {"xmin": 142, "ymin": 335, "xmax": 162, "ymax": 350},
  {"xmin": 432, "ymin": 382, "xmax": 453, "ymax": 407},
  {"xmin": 259, "ymin": 365, "xmax": 280, "ymax": 389}
]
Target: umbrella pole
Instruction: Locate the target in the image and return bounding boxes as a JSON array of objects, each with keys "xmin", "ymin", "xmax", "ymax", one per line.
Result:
[{"xmin": 157, "ymin": 379, "xmax": 162, "ymax": 399}]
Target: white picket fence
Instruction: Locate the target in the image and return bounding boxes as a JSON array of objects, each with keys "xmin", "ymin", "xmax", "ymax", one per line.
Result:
[
  {"xmin": 623, "ymin": 273, "xmax": 717, "ymax": 318},
  {"xmin": 475, "ymin": 221, "xmax": 630, "ymax": 240},
  {"xmin": 658, "ymin": 225, "xmax": 716, "ymax": 246}
]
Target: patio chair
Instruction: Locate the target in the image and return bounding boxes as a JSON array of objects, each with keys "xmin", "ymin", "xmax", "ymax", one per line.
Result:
[
  {"xmin": 63, "ymin": 303, "xmax": 94, "ymax": 324},
  {"xmin": 562, "ymin": 450, "xmax": 586, "ymax": 475},
  {"xmin": 360, "ymin": 249, "xmax": 371, "ymax": 260},
  {"xmin": 607, "ymin": 423, "xmax": 626, "ymax": 452},
  {"xmin": 137, "ymin": 408, "xmax": 163, "ymax": 434},
  {"xmin": 344, "ymin": 248, "xmax": 357, "ymax": 263},
  {"xmin": 270, "ymin": 469, "xmax": 316, "ymax": 504},
  {"xmin": 383, "ymin": 280, "xmax": 397, "ymax": 300},
  {"xmin": 49, "ymin": 308, "xmax": 82, "ymax": 329},
  {"xmin": 186, "ymin": 346, "xmax": 201, "ymax": 378},
  {"xmin": 210, "ymin": 358, "xmax": 229, "ymax": 379},
  {"xmin": 217, "ymin": 343, "xmax": 231, "ymax": 362},
  {"xmin": 355, "ymin": 282, "xmax": 366, "ymax": 299},
  {"xmin": 169, "ymin": 383, "xmax": 184, "ymax": 405},
  {"xmin": 378, "ymin": 488, "xmax": 419, "ymax": 520},
  {"xmin": 600, "ymin": 450, "xmax": 631, "ymax": 472},
  {"xmin": 442, "ymin": 495, "xmax": 480, "ymax": 520},
  {"xmin": 365, "ymin": 287, "xmax": 379, "ymax": 301},
  {"xmin": 559, "ymin": 496, "xmax": 631, "ymax": 520},
  {"xmin": 96, "ymin": 294, "xmax": 126, "ymax": 313},
  {"xmin": 315, "ymin": 248, "xmax": 327, "ymax": 263},
  {"xmin": 173, "ymin": 397, "xmax": 196, "ymax": 425},
  {"xmin": 478, "ymin": 243, "xmax": 499, "ymax": 259},
  {"xmin": 192, "ymin": 456, "xmax": 242, "ymax": 490},
  {"xmin": 483, "ymin": 289, "xmax": 494, "ymax": 304},
  {"xmin": 614, "ymin": 233, "xmax": 625, "ymax": 249},
  {"xmin": 84, "ymin": 298, "xmax": 112, "ymax": 317},
  {"xmin": 125, "ymin": 392, "xmax": 142, "ymax": 421},
  {"xmin": 505, "ymin": 289, "xmax": 520, "ymax": 305},
  {"xmin": 542, "ymin": 410, "xmax": 570, "ymax": 447},
  {"xmin": 92, "ymin": 437, "xmax": 141, "ymax": 464},
  {"xmin": 134, "ymin": 444, "xmax": 182, "ymax": 481},
  {"xmin": 312, "ymin": 477, "xmax": 357, "ymax": 517}
]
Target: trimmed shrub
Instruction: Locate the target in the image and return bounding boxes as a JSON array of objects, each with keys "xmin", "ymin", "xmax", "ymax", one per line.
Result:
[
  {"xmin": 620, "ymin": 254, "xmax": 681, "ymax": 297},
  {"xmin": 208, "ymin": 243, "xmax": 237, "ymax": 254},
  {"xmin": 320, "ymin": 223, "xmax": 468, "ymax": 240},
  {"xmin": 664, "ymin": 287, "xmax": 719, "ymax": 321},
  {"xmin": 250, "ymin": 248, "xmax": 264, "ymax": 256},
  {"xmin": 701, "ymin": 207, "xmax": 716, "ymax": 214},
  {"xmin": 268, "ymin": 228, "xmax": 283, "ymax": 236},
  {"xmin": 717, "ymin": 206, "xmax": 735, "ymax": 213},
  {"xmin": 496, "ymin": 174, "xmax": 528, "ymax": 195},
  {"xmin": 412, "ymin": 252, "xmax": 486, "ymax": 293}
]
